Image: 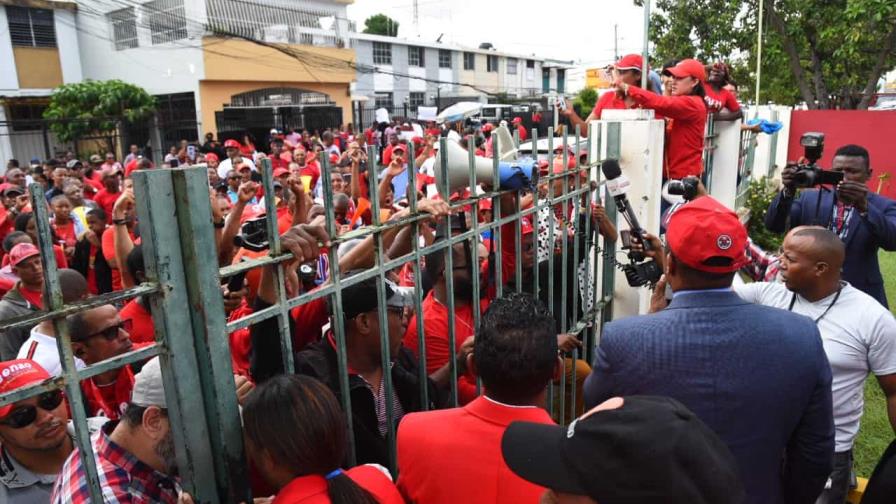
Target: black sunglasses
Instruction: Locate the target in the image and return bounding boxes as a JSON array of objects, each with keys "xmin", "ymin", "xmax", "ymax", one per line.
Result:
[
  {"xmin": 79, "ymin": 320, "xmax": 132, "ymax": 342},
  {"xmin": 0, "ymin": 390, "xmax": 65, "ymax": 429}
]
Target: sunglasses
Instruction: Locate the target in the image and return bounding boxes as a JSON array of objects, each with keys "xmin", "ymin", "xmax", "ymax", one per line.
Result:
[
  {"xmin": 0, "ymin": 390, "xmax": 64, "ymax": 429},
  {"xmin": 79, "ymin": 320, "xmax": 132, "ymax": 341}
]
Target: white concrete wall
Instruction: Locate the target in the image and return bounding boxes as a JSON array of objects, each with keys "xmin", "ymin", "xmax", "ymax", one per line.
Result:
[
  {"xmin": 408, "ymin": 66, "xmax": 426, "ymax": 92},
  {"xmin": 744, "ymin": 105, "xmax": 792, "ymax": 181},
  {"xmin": 592, "ymin": 110, "xmax": 666, "ymax": 320},
  {"xmin": 55, "ymin": 10, "xmax": 83, "ymax": 83},
  {"xmin": 708, "ymin": 119, "xmax": 743, "ymax": 209},
  {"xmin": 76, "ymin": 0, "xmax": 205, "ymax": 97},
  {"xmin": 0, "ymin": 7, "xmax": 20, "ymax": 93}
]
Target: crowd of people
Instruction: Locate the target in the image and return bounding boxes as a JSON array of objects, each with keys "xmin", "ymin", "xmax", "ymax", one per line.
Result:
[{"xmin": 0, "ymin": 52, "xmax": 894, "ymax": 504}]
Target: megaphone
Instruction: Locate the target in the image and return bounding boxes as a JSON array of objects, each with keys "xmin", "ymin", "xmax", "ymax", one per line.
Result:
[
  {"xmin": 493, "ymin": 125, "xmax": 518, "ymax": 161},
  {"xmin": 433, "ymin": 139, "xmax": 537, "ymax": 196}
]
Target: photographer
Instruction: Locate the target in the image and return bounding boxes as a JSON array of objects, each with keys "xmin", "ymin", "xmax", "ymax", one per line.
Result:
[{"xmin": 765, "ymin": 144, "xmax": 896, "ymax": 307}]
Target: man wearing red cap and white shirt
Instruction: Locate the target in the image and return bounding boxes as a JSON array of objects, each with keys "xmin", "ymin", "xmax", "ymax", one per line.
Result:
[
  {"xmin": 511, "ymin": 116, "xmax": 528, "ymax": 142},
  {"xmin": 584, "ymin": 195, "xmax": 835, "ymax": 504},
  {"xmin": 561, "ymin": 54, "xmax": 657, "ymax": 132},
  {"xmin": 217, "ymin": 138, "xmax": 256, "ymax": 179},
  {"xmin": 0, "ymin": 243, "xmax": 45, "ymax": 361},
  {"xmin": 0, "ymin": 360, "xmax": 84, "ymax": 502}
]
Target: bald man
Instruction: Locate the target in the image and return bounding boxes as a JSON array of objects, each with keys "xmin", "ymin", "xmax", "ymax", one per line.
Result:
[{"xmin": 733, "ymin": 227, "xmax": 896, "ymax": 504}]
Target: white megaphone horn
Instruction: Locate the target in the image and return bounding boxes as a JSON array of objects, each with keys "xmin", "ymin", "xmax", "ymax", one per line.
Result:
[
  {"xmin": 433, "ymin": 140, "xmax": 538, "ymax": 196},
  {"xmin": 493, "ymin": 125, "xmax": 518, "ymax": 161}
]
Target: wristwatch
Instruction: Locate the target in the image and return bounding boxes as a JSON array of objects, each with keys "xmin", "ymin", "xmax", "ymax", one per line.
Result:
[{"xmin": 112, "ymin": 218, "xmax": 128, "ymax": 226}]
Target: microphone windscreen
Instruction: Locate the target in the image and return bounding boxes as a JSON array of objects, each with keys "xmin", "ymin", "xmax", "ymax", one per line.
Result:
[{"xmin": 601, "ymin": 159, "xmax": 622, "ymax": 180}]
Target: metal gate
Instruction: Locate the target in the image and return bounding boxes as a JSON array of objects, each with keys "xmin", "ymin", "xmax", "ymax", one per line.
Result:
[{"xmin": 0, "ymin": 122, "xmax": 619, "ymax": 502}]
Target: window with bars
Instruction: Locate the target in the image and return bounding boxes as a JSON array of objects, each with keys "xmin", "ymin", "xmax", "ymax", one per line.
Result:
[
  {"xmin": 526, "ymin": 60, "xmax": 535, "ymax": 80},
  {"xmin": 438, "ymin": 49, "xmax": 451, "ymax": 68},
  {"xmin": 408, "ymin": 46, "xmax": 424, "ymax": 67},
  {"xmin": 108, "ymin": 7, "xmax": 138, "ymax": 50},
  {"xmin": 408, "ymin": 92, "xmax": 425, "ymax": 111},
  {"xmin": 507, "ymin": 59, "xmax": 518, "ymax": 75},
  {"xmin": 463, "ymin": 52, "xmax": 475, "ymax": 70},
  {"xmin": 487, "ymin": 55, "xmax": 498, "ymax": 73},
  {"xmin": 375, "ymin": 92, "xmax": 393, "ymax": 109},
  {"xmin": 6, "ymin": 6, "xmax": 56, "ymax": 48},
  {"xmin": 145, "ymin": 0, "xmax": 188, "ymax": 45},
  {"xmin": 373, "ymin": 42, "xmax": 392, "ymax": 65}
]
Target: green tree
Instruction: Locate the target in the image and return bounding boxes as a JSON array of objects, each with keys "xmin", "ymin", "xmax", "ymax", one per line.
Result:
[
  {"xmin": 43, "ymin": 80, "xmax": 156, "ymax": 142},
  {"xmin": 639, "ymin": 0, "xmax": 896, "ymax": 109},
  {"xmin": 362, "ymin": 14, "xmax": 399, "ymax": 37},
  {"xmin": 572, "ymin": 87, "xmax": 599, "ymax": 118}
]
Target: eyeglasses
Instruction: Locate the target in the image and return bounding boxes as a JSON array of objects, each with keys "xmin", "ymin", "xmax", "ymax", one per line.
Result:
[
  {"xmin": 0, "ymin": 390, "xmax": 64, "ymax": 429},
  {"xmin": 386, "ymin": 306, "xmax": 406, "ymax": 318},
  {"xmin": 80, "ymin": 320, "xmax": 132, "ymax": 341}
]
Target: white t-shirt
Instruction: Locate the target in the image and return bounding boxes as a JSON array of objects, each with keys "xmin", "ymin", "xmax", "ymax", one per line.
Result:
[
  {"xmin": 16, "ymin": 327, "xmax": 86, "ymax": 377},
  {"xmin": 216, "ymin": 157, "xmax": 257, "ymax": 179},
  {"xmin": 733, "ymin": 281, "xmax": 896, "ymax": 452}
]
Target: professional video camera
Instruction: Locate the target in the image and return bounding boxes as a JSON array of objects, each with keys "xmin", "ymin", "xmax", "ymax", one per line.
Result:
[
  {"xmin": 790, "ymin": 132, "xmax": 844, "ymax": 188},
  {"xmin": 601, "ymin": 159, "xmax": 663, "ymax": 288},
  {"xmin": 233, "ymin": 216, "xmax": 269, "ymax": 252},
  {"xmin": 666, "ymin": 176, "xmax": 700, "ymax": 201}
]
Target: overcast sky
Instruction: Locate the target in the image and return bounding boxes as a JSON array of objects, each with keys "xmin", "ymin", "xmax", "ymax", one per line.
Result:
[{"xmin": 346, "ymin": 0, "xmax": 650, "ymax": 66}]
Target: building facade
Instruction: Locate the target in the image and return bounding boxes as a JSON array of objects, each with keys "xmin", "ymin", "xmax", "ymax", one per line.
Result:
[{"xmin": 352, "ymin": 33, "xmax": 572, "ymax": 114}]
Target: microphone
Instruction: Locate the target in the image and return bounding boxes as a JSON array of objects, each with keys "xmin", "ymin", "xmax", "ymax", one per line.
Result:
[{"xmin": 601, "ymin": 159, "xmax": 646, "ymax": 241}]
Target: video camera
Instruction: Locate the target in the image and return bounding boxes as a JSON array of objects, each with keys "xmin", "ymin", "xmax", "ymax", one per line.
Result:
[
  {"xmin": 790, "ymin": 132, "xmax": 844, "ymax": 188},
  {"xmin": 233, "ymin": 216, "xmax": 269, "ymax": 252},
  {"xmin": 666, "ymin": 176, "xmax": 700, "ymax": 201}
]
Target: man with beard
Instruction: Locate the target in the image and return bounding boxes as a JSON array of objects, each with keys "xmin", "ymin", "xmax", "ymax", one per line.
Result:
[
  {"xmin": 0, "ymin": 360, "xmax": 74, "ymax": 502},
  {"xmin": 52, "ymin": 357, "xmax": 182, "ymax": 503}
]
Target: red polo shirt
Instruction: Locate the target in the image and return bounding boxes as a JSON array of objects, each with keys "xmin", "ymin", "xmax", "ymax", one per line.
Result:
[
  {"xmin": 93, "ymin": 188, "xmax": 122, "ymax": 223},
  {"xmin": 272, "ymin": 465, "xmax": 403, "ymax": 504},
  {"xmin": 120, "ymin": 298, "xmax": 155, "ymax": 344},
  {"xmin": 627, "ymin": 86, "xmax": 707, "ymax": 179},
  {"xmin": 81, "ymin": 366, "xmax": 135, "ymax": 420},
  {"xmin": 397, "ymin": 395, "xmax": 554, "ymax": 504}
]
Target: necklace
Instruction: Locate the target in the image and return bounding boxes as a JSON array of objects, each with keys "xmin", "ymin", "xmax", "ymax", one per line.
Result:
[{"xmin": 788, "ymin": 285, "xmax": 842, "ymax": 324}]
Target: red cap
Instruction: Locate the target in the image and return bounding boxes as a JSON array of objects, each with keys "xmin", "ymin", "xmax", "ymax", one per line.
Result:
[
  {"xmin": 520, "ymin": 216, "xmax": 534, "ymax": 235},
  {"xmin": 512, "ymin": 117, "xmax": 523, "ymax": 124},
  {"xmin": 9, "ymin": 243, "xmax": 40, "ymax": 268},
  {"xmin": 478, "ymin": 198, "xmax": 493, "ymax": 211},
  {"xmin": 665, "ymin": 58, "xmax": 706, "ymax": 82},
  {"xmin": 392, "ymin": 143, "xmax": 407, "ymax": 154},
  {"xmin": 329, "ymin": 153, "xmax": 340, "ymax": 164},
  {"xmin": 666, "ymin": 196, "xmax": 748, "ymax": 273},
  {"xmin": 272, "ymin": 167, "xmax": 290, "ymax": 178},
  {"xmin": 615, "ymin": 54, "xmax": 647, "ymax": 72},
  {"xmin": 411, "ymin": 136, "xmax": 424, "ymax": 146},
  {"xmin": 0, "ymin": 360, "xmax": 52, "ymax": 418},
  {"xmin": 237, "ymin": 163, "xmax": 251, "ymax": 172},
  {"xmin": 482, "ymin": 123, "xmax": 494, "ymax": 132},
  {"xmin": 224, "ymin": 139, "xmax": 241, "ymax": 149},
  {"xmin": 204, "ymin": 153, "xmax": 219, "ymax": 163}
]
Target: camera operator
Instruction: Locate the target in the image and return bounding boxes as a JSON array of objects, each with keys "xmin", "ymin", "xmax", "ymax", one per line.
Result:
[
  {"xmin": 732, "ymin": 226, "xmax": 896, "ymax": 504},
  {"xmin": 765, "ymin": 144, "xmax": 896, "ymax": 307}
]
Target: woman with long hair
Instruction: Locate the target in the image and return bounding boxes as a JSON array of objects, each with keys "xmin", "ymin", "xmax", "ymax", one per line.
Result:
[
  {"xmin": 242, "ymin": 375, "xmax": 403, "ymax": 504},
  {"xmin": 616, "ymin": 58, "xmax": 708, "ymax": 184}
]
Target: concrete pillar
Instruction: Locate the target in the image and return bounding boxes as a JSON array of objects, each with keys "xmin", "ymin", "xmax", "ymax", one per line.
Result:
[
  {"xmin": 592, "ymin": 109, "xmax": 665, "ymax": 320},
  {"xmin": 708, "ymin": 119, "xmax": 743, "ymax": 209}
]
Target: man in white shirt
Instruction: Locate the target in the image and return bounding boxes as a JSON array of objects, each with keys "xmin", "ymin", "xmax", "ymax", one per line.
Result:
[
  {"xmin": 16, "ymin": 269, "xmax": 89, "ymax": 377},
  {"xmin": 216, "ymin": 139, "xmax": 256, "ymax": 179},
  {"xmin": 733, "ymin": 226, "xmax": 896, "ymax": 504}
]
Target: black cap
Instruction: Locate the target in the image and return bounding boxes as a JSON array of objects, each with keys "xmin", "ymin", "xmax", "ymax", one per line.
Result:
[{"xmin": 501, "ymin": 396, "xmax": 744, "ymax": 504}]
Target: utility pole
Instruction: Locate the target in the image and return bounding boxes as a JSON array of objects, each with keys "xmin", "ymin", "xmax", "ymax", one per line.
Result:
[{"xmin": 614, "ymin": 24, "xmax": 619, "ymax": 60}]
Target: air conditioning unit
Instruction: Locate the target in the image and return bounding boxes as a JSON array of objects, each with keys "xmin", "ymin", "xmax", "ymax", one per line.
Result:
[{"xmin": 263, "ymin": 25, "xmax": 290, "ymax": 43}]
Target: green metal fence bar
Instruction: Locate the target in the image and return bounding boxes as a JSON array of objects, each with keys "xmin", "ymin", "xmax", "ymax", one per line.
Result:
[
  {"xmin": 703, "ymin": 114, "xmax": 717, "ymax": 188},
  {"xmin": 133, "ymin": 168, "xmax": 222, "ymax": 501},
  {"xmin": 466, "ymin": 138, "xmax": 483, "ymax": 397},
  {"xmin": 170, "ymin": 166, "xmax": 250, "ymax": 502},
  {"xmin": 29, "ymin": 184, "xmax": 104, "ymax": 503},
  {"xmin": 0, "ymin": 283, "xmax": 159, "ymax": 331},
  {"xmin": 599, "ymin": 123, "xmax": 622, "ymax": 343},
  {"xmin": 319, "ymin": 153, "xmax": 358, "ymax": 465},
  {"xmin": 490, "ymin": 135, "xmax": 503, "ymax": 300},
  {"xmin": 437, "ymin": 136, "xmax": 459, "ymax": 407},
  {"xmin": 530, "ymin": 128, "xmax": 540, "ymax": 301},
  {"xmin": 259, "ymin": 158, "xmax": 296, "ymax": 375},
  {"xmin": 367, "ymin": 145, "xmax": 399, "ymax": 472},
  {"xmin": 406, "ymin": 142, "xmax": 430, "ymax": 410}
]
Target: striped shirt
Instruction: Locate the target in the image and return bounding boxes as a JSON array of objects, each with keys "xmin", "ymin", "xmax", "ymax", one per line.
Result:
[{"xmin": 51, "ymin": 421, "xmax": 180, "ymax": 504}]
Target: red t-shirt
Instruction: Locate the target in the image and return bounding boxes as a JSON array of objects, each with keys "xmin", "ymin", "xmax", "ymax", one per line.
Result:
[
  {"xmin": 101, "ymin": 227, "xmax": 136, "ymax": 291},
  {"xmin": 272, "ymin": 465, "xmax": 403, "ymax": 504},
  {"xmin": 382, "ymin": 144, "xmax": 396, "ymax": 167},
  {"xmin": 228, "ymin": 301, "xmax": 253, "ymax": 377},
  {"xmin": 268, "ymin": 154, "xmax": 288, "ymax": 171},
  {"xmin": 403, "ymin": 291, "xmax": 488, "ymax": 405},
  {"xmin": 299, "ymin": 162, "xmax": 321, "ymax": 191},
  {"xmin": 84, "ymin": 243, "xmax": 100, "ymax": 294},
  {"xmin": 119, "ymin": 298, "xmax": 155, "ymax": 344},
  {"xmin": 19, "ymin": 285, "xmax": 43, "ymax": 309},
  {"xmin": 288, "ymin": 296, "xmax": 329, "ymax": 353},
  {"xmin": 53, "ymin": 220, "xmax": 77, "ymax": 249},
  {"xmin": 93, "ymin": 189, "xmax": 121, "ymax": 223},
  {"xmin": 80, "ymin": 366, "xmax": 135, "ymax": 420},
  {"xmin": 627, "ymin": 86, "xmax": 707, "ymax": 179},
  {"xmin": 703, "ymin": 85, "xmax": 741, "ymax": 113}
]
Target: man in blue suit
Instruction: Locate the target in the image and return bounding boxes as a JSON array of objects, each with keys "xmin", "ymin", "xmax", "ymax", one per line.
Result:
[
  {"xmin": 765, "ymin": 144, "xmax": 896, "ymax": 307},
  {"xmin": 584, "ymin": 196, "xmax": 834, "ymax": 504}
]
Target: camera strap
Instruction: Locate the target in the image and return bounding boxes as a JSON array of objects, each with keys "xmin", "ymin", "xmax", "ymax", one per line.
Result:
[{"xmin": 788, "ymin": 286, "xmax": 842, "ymax": 324}]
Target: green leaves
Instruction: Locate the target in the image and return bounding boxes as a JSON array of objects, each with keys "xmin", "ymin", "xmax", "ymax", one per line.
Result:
[
  {"xmin": 42, "ymin": 80, "xmax": 157, "ymax": 143},
  {"xmin": 362, "ymin": 14, "xmax": 399, "ymax": 37}
]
